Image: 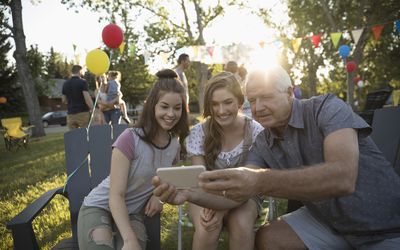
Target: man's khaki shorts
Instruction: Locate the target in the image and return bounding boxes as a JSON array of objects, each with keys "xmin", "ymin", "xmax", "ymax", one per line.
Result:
[{"xmin": 67, "ymin": 112, "xmax": 90, "ymax": 130}]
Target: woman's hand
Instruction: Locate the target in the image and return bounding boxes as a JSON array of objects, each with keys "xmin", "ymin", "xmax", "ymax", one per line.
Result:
[
  {"xmin": 152, "ymin": 176, "xmax": 190, "ymax": 205},
  {"xmin": 145, "ymin": 195, "xmax": 164, "ymax": 217},
  {"xmin": 199, "ymin": 208, "xmax": 225, "ymax": 232}
]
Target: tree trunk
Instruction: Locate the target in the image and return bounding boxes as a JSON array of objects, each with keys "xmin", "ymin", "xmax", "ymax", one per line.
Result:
[{"xmin": 10, "ymin": 0, "xmax": 45, "ymax": 137}]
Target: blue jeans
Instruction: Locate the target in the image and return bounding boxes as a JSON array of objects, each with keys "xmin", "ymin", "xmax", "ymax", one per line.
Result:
[{"xmin": 103, "ymin": 109, "xmax": 121, "ymax": 125}]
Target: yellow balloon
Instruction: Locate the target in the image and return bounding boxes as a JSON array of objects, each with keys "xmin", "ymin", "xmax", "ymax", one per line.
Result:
[{"xmin": 85, "ymin": 49, "xmax": 110, "ymax": 75}]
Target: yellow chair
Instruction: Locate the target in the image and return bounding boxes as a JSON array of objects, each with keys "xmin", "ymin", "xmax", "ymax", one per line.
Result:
[
  {"xmin": 1, "ymin": 117, "xmax": 33, "ymax": 151},
  {"xmin": 393, "ymin": 89, "xmax": 400, "ymax": 107}
]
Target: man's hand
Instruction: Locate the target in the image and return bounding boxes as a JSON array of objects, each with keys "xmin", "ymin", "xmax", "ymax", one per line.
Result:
[
  {"xmin": 198, "ymin": 167, "xmax": 262, "ymax": 202},
  {"xmin": 144, "ymin": 195, "xmax": 163, "ymax": 217},
  {"xmin": 152, "ymin": 176, "xmax": 190, "ymax": 205}
]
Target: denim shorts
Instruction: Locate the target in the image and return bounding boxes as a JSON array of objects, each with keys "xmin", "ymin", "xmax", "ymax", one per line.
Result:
[
  {"xmin": 282, "ymin": 206, "xmax": 400, "ymax": 250},
  {"xmin": 77, "ymin": 205, "xmax": 147, "ymax": 249}
]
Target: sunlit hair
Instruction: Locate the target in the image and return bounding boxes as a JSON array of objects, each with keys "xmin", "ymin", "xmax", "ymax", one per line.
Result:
[
  {"xmin": 136, "ymin": 69, "xmax": 189, "ymax": 152},
  {"xmin": 246, "ymin": 65, "xmax": 292, "ymax": 93},
  {"xmin": 202, "ymin": 71, "xmax": 244, "ymax": 169},
  {"xmin": 107, "ymin": 70, "xmax": 121, "ymax": 82},
  {"xmin": 224, "ymin": 61, "xmax": 238, "ymax": 73},
  {"xmin": 95, "ymin": 74, "xmax": 106, "ymax": 89}
]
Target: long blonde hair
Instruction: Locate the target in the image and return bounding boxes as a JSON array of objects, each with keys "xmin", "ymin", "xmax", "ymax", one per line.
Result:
[{"xmin": 203, "ymin": 72, "xmax": 244, "ymax": 169}]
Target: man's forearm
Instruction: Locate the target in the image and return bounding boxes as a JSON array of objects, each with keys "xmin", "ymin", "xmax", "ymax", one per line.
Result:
[
  {"xmin": 187, "ymin": 188, "xmax": 241, "ymax": 210},
  {"xmin": 257, "ymin": 162, "xmax": 356, "ymax": 201}
]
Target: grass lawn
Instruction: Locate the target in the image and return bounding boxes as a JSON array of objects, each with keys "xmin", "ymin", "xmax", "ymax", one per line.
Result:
[{"xmin": 0, "ymin": 131, "xmax": 287, "ymax": 249}]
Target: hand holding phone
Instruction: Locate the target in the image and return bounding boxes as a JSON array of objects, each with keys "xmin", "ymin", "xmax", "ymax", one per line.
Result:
[{"xmin": 156, "ymin": 165, "xmax": 206, "ymax": 189}]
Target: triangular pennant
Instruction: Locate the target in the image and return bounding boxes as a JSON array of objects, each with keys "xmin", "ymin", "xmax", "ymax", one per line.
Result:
[
  {"xmin": 291, "ymin": 38, "xmax": 302, "ymax": 53},
  {"xmin": 72, "ymin": 44, "xmax": 77, "ymax": 53},
  {"xmin": 351, "ymin": 28, "xmax": 364, "ymax": 45},
  {"xmin": 371, "ymin": 25, "xmax": 384, "ymax": 40},
  {"xmin": 311, "ymin": 34, "xmax": 322, "ymax": 48},
  {"xmin": 330, "ymin": 32, "xmax": 342, "ymax": 48},
  {"xmin": 273, "ymin": 40, "xmax": 283, "ymax": 50},
  {"xmin": 129, "ymin": 44, "xmax": 136, "ymax": 57},
  {"xmin": 206, "ymin": 46, "xmax": 214, "ymax": 57},
  {"xmin": 395, "ymin": 20, "xmax": 400, "ymax": 33},
  {"xmin": 259, "ymin": 41, "xmax": 266, "ymax": 49},
  {"xmin": 119, "ymin": 41, "xmax": 125, "ymax": 54}
]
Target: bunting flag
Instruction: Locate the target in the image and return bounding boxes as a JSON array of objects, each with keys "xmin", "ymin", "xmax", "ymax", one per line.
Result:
[
  {"xmin": 259, "ymin": 41, "xmax": 266, "ymax": 48},
  {"xmin": 119, "ymin": 41, "xmax": 125, "ymax": 54},
  {"xmin": 129, "ymin": 44, "xmax": 136, "ymax": 57},
  {"xmin": 351, "ymin": 28, "xmax": 364, "ymax": 45},
  {"xmin": 311, "ymin": 34, "xmax": 322, "ymax": 48},
  {"xmin": 159, "ymin": 51, "xmax": 170, "ymax": 64},
  {"xmin": 74, "ymin": 53, "xmax": 81, "ymax": 64},
  {"xmin": 330, "ymin": 32, "xmax": 342, "ymax": 48},
  {"xmin": 291, "ymin": 38, "xmax": 302, "ymax": 53},
  {"xmin": 273, "ymin": 40, "xmax": 283, "ymax": 50},
  {"xmin": 372, "ymin": 25, "xmax": 384, "ymax": 40},
  {"xmin": 193, "ymin": 46, "xmax": 199, "ymax": 59},
  {"xmin": 395, "ymin": 20, "xmax": 400, "ymax": 33},
  {"xmin": 206, "ymin": 46, "xmax": 214, "ymax": 57}
]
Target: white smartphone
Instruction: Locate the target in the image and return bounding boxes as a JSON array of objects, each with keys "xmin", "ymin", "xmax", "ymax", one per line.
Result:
[{"xmin": 156, "ymin": 165, "xmax": 206, "ymax": 189}]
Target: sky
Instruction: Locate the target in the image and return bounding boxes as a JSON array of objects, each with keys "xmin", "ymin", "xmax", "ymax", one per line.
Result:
[{"xmin": 20, "ymin": 0, "xmax": 286, "ymax": 72}]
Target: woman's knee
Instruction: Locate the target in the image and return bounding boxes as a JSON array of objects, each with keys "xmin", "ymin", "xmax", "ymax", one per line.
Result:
[{"xmin": 85, "ymin": 226, "xmax": 114, "ymax": 249}]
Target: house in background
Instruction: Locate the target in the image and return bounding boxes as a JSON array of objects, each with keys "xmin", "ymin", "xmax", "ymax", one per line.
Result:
[{"xmin": 39, "ymin": 78, "xmax": 67, "ymax": 112}]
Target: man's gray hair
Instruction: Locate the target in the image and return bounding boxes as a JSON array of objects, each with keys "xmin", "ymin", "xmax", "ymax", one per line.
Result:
[{"xmin": 247, "ymin": 65, "xmax": 292, "ymax": 93}]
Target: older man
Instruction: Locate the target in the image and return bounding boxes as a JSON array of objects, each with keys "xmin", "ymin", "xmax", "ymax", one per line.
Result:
[{"xmin": 153, "ymin": 66, "xmax": 400, "ymax": 249}]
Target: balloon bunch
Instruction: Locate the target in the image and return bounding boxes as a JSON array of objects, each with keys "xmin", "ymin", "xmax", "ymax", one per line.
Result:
[
  {"xmin": 85, "ymin": 24, "xmax": 124, "ymax": 75},
  {"xmin": 338, "ymin": 45, "xmax": 363, "ymax": 87}
]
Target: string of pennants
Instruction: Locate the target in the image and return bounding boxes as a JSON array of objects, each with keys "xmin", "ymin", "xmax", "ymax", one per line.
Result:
[
  {"xmin": 73, "ymin": 20, "xmax": 399, "ymax": 68},
  {"xmin": 290, "ymin": 20, "xmax": 400, "ymax": 53},
  {"xmin": 155, "ymin": 19, "xmax": 400, "ymax": 65}
]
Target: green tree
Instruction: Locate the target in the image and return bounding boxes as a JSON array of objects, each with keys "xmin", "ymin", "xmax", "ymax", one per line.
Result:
[
  {"xmin": 258, "ymin": 0, "xmax": 400, "ymax": 109},
  {"xmin": 0, "ymin": 7, "xmax": 21, "ymax": 116},
  {"xmin": 61, "ymin": 0, "xmax": 239, "ymax": 111},
  {"xmin": 1, "ymin": 0, "xmax": 45, "ymax": 136},
  {"xmin": 26, "ymin": 44, "xmax": 55, "ymax": 97},
  {"xmin": 45, "ymin": 46, "xmax": 71, "ymax": 79}
]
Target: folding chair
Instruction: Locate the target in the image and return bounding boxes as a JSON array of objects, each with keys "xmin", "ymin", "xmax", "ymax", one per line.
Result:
[{"xmin": 1, "ymin": 117, "xmax": 33, "ymax": 151}]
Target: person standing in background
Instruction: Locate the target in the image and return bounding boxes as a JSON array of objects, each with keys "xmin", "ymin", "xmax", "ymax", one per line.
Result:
[
  {"xmin": 62, "ymin": 65, "xmax": 94, "ymax": 130},
  {"xmin": 175, "ymin": 53, "xmax": 190, "ymax": 108}
]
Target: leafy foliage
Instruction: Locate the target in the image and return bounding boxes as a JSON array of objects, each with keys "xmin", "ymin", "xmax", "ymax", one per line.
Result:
[
  {"xmin": 0, "ymin": 8, "xmax": 22, "ymax": 115},
  {"xmin": 258, "ymin": 0, "xmax": 400, "ymax": 106}
]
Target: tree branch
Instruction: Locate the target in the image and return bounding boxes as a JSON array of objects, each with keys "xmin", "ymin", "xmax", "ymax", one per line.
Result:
[
  {"xmin": 180, "ymin": 0, "xmax": 193, "ymax": 40},
  {"xmin": 133, "ymin": 2, "xmax": 186, "ymax": 32},
  {"xmin": 319, "ymin": 0, "xmax": 338, "ymax": 31}
]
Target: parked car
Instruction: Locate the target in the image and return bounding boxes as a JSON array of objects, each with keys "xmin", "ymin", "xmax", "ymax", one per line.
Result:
[{"xmin": 42, "ymin": 111, "xmax": 67, "ymax": 127}]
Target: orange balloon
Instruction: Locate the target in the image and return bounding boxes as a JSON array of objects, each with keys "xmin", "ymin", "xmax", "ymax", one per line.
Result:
[{"xmin": 0, "ymin": 97, "xmax": 7, "ymax": 104}]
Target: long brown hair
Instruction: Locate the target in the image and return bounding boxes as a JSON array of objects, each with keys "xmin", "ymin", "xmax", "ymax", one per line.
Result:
[
  {"xmin": 136, "ymin": 69, "xmax": 189, "ymax": 152},
  {"xmin": 203, "ymin": 71, "xmax": 244, "ymax": 169}
]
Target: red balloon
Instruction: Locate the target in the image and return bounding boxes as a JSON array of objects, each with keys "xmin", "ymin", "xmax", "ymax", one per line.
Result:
[
  {"xmin": 346, "ymin": 61, "xmax": 357, "ymax": 73},
  {"xmin": 102, "ymin": 24, "xmax": 124, "ymax": 48}
]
